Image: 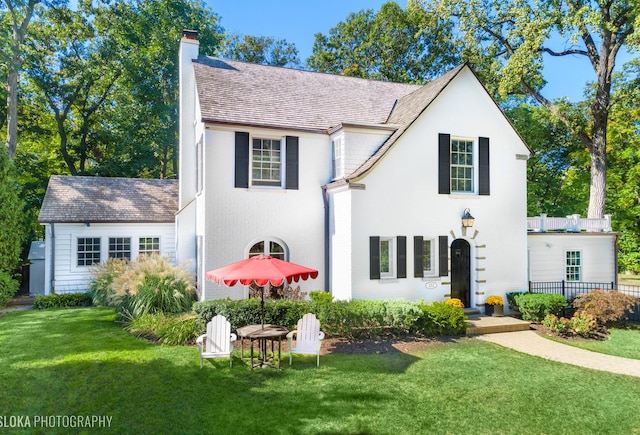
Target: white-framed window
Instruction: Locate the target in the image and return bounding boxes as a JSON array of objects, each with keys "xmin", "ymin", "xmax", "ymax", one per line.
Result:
[
  {"xmin": 379, "ymin": 237, "xmax": 395, "ymax": 279},
  {"xmin": 248, "ymin": 239, "xmax": 286, "ymax": 260},
  {"xmin": 77, "ymin": 237, "xmax": 101, "ymax": 267},
  {"xmin": 451, "ymin": 138, "xmax": 474, "ymax": 193},
  {"xmin": 108, "ymin": 237, "xmax": 131, "ymax": 260},
  {"xmin": 332, "ymin": 135, "xmax": 345, "ymax": 179},
  {"xmin": 566, "ymin": 250, "xmax": 581, "ymax": 281},
  {"xmin": 251, "ymin": 138, "xmax": 282, "ymax": 186},
  {"xmin": 422, "ymin": 238, "xmax": 434, "ymax": 275},
  {"xmin": 139, "ymin": 237, "xmax": 160, "ymax": 255}
]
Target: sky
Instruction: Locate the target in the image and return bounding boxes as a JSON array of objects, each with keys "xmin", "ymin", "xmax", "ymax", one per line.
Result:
[{"xmin": 208, "ymin": 0, "xmax": 635, "ymax": 103}]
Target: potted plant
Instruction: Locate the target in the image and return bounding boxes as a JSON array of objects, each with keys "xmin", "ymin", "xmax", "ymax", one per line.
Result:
[{"xmin": 485, "ymin": 295, "xmax": 504, "ymax": 317}]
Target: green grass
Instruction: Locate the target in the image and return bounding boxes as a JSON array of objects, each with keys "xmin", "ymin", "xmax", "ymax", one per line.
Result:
[
  {"xmin": 545, "ymin": 326, "xmax": 640, "ymax": 360},
  {"xmin": 2, "ymin": 308, "xmax": 640, "ymax": 434}
]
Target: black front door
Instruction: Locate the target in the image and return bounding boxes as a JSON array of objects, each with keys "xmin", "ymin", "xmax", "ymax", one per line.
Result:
[{"xmin": 451, "ymin": 239, "xmax": 471, "ymax": 308}]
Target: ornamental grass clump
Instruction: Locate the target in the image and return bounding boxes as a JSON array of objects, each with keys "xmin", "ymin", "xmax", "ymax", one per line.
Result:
[{"xmin": 89, "ymin": 254, "xmax": 196, "ymax": 319}]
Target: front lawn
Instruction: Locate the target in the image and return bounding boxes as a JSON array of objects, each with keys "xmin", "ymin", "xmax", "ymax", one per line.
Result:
[
  {"xmin": 544, "ymin": 326, "xmax": 640, "ymax": 360},
  {"xmin": 1, "ymin": 308, "xmax": 640, "ymax": 434}
]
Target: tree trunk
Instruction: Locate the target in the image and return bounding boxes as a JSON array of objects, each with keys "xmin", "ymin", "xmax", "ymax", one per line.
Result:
[
  {"xmin": 587, "ymin": 130, "xmax": 607, "ymax": 219},
  {"xmin": 5, "ymin": 66, "xmax": 18, "ymax": 159}
]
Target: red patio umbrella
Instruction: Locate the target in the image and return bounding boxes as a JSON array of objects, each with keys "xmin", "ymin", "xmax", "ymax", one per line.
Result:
[{"xmin": 205, "ymin": 255, "xmax": 319, "ymax": 326}]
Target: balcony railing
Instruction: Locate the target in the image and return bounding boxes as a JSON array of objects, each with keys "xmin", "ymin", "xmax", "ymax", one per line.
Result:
[{"xmin": 527, "ymin": 213, "xmax": 613, "ymax": 232}]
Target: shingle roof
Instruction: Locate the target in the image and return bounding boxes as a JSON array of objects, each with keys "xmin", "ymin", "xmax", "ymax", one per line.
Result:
[
  {"xmin": 328, "ymin": 64, "xmax": 466, "ymax": 185},
  {"xmin": 193, "ymin": 57, "xmax": 422, "ymax": 132},
  {"xmin": 37, "ymin": 176, "xmax": 178, "ymax": 223}
]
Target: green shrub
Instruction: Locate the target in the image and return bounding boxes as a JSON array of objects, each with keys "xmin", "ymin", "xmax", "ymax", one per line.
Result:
[
  {"xmin": 543, "ymin": 314, "xmax": 569, "ymax": 335},
  {"xmin": 506, "ymin": 291, "xmax": 528, "ymax": 310},
  {"xmin": 515, "ymin": 293, "xmax": 567, "ymax": 321},
  {"xmin": 309, "ymin": 291, "xmax": 333, "ymax": 304},
  {"xmin": 33, "ymin": 293, "xmax": 93, "ymax": 309},
  {"xmin": 573, "ymin": 289, "xmax": 636, "ymax": 326},
  {"xmin": 193, "ymin": 298, "xmax": 466, "ymax": 339},
  {"xmin": 126, "ymin": 312, "xmax": 202, "ymax": 345},
  {"xmin": 569, "ymin": 311, "xmax": 599, "ymax": 337},
  {"xmin": 0, "ymin": 271, "xmax": 19, "ymax": 307},
  {"xmin": 418, "ymin": 301, "xmax": 467, "ymax": 335}
]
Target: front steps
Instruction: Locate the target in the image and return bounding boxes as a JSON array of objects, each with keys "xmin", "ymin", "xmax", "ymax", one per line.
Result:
[{"xmin": 466, "ymin": 314, "xmax": 531, "ymax": 335}]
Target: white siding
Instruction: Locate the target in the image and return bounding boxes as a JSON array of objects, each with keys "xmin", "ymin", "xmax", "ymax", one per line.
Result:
[
  {"xmin": 200, "ymin": 126, "xmax": 330, "ymax": 300},
  {"xmin": 527, "ymin": 233, "xmax": 617, "ymax": 283},
  {"xmin": 330, "ymin": 188, "xmax": 353, "ymax": 300},
  {"xmin": 332, "ymin": 67, "xmax": 531, "ymax": 306},
  {"xmin": 46, "ymin": 222, "xmax": 176, "ymax": 294}
]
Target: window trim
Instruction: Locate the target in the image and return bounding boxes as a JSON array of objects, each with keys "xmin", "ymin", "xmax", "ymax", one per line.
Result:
[
  {"xmin": 138, "ymin": 237, "xmax": 161, "ymax": 256},
  {"xmin": 250, "ymin": 137, "xmax": 285, "ymax": 188},
  {"xmin": 379, "ymin": 237, "xmax": 395, "ymax": 279},
  {"xmin": 450, "ymin": 136, "xmax": 476, "ymax": 194},
  {"xmin": 76, "ymin": 237, "xmax": 101, "ymax": 267},
  {"xmin": 565, "ymin": 250, "xmax": 582, "ymax": 282},
  {"xmin": 332, "ymin": 134, "xmax": 345, "ymax": 180},
  {"xmin": 108, "ymin": 236, "xmax": 132, "ymax": 260}
]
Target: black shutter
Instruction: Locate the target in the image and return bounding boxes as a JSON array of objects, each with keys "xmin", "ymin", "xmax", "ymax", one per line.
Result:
[
  {"xmin": 397, "ymin": 236, "xmax": 407, "ymax": 279},
  {"xmin": 479, "ymin": 137, "xmax": 490, "ymax": 195},
  {"xmin": 438, "ymin": 235, "xmax": 449, "ymax": 277},
  {"xmin": 438, "ymin": 133, "xmax": 451, "ymax": 194},
  {"xmin": 414, "ymin": 236, "xmax": 424, "ymax": 278},
  {"xmin": 285, "ymin": 136, "xmax": 299, "ymax": 190},
  {"xmin": 370, "ymin": 237, "xmax": 380, "ymax": 280},
  {"xmin": 234, "ymin": 132, "xmax": 249, "ymax": 188}
]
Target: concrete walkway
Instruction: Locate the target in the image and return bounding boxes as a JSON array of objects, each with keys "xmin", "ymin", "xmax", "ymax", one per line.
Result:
[{"xmin": 477, "ymin": 330, "xmax": 640, "ymax": 378}]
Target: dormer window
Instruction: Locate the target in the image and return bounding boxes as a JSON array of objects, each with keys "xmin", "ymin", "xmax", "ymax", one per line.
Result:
[{"xmin": 332, "ymin": 135, "xmax": 345, "ymax": 179}]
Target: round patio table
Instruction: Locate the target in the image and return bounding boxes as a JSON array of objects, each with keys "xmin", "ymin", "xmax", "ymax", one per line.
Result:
[{"xmin": 236, "ymin": 324, "xmax": 289, "ymax": 369}]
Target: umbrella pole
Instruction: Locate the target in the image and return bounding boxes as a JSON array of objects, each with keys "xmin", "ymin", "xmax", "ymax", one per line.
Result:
[{"xmin": 261, "ymin": 285, "xmax": 265, "ymax": 329}]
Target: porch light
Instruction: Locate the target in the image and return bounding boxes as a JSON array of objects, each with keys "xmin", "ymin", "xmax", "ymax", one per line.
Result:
[{"xmin": 461, "ymin": 209, "xmax": 475, "ymax": 228}]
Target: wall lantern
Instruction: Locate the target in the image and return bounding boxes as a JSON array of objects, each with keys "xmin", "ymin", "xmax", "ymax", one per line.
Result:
[{"xmin": 461, "ymin": 208, "xmax": 475, "ymax": 228}]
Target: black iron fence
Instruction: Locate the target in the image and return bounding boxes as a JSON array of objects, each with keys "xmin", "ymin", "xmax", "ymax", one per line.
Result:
[{"xmin": 529, "ymin": 280, "xmax": 640, "ymax": 323}]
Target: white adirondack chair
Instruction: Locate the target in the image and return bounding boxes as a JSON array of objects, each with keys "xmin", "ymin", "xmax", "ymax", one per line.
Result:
[
  {"xmin": 196, "ymin": 315, "xmax": 237, "ymax": 368},
  {"xmin": 286, "ymin": 313, "xmax": 325, "ymax": 367}
]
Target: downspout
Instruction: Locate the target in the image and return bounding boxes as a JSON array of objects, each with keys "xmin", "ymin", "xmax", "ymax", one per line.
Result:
[
  {"xmin": 322, "ymin": 186, "xmax": 330, "ymax": 293},
  {"xmin": 49, "ymin": 222, "xmax": 55, "ymax": 294}
]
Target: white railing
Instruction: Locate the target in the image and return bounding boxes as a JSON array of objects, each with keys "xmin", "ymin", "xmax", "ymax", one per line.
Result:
[{"xmin": 527, "ymin": 213, "xmax": 613, "ymax": 232}]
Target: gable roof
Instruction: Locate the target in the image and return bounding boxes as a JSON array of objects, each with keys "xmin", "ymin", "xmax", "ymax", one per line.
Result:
[
  {"xmin": 326, "ymin": 65, "xmax": 466, "ymax": 186},
  {"xmin": 38, "ymin": 176, "xmax": 178, "ymax": 224},
  {"xmin": 193, "ymin": 57, "xmax": 421, "ymax": 132}
]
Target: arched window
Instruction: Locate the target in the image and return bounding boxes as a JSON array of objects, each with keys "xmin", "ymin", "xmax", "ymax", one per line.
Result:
[
  {"xmin": 245, "ymin": 238, "xmax": 289, "ymax": 299},
  {"xmin": 246, "ymin": 238, "xmax": 287, "ymax": 260}
]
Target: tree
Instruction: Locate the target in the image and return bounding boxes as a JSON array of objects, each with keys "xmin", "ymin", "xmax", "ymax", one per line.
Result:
[
  {"xmin": 424, "ymin": 0, "xmax": 639, "ymax": 218},
  {"xmin": 604, "ymin": 60, "xmax": 640, "ymax": 272},
  {"xmin": 1, "ymin": 0, "xmax": 51, "ymax": 159},
  {"xmin": 220, "ymin": 34, "xmax": 300, "ymax": 67},
  {"xmin": 307, "ymin": 1, "xmax": 459, "ymax": 83},
  {"xmin": 506, "ymin": 104, "xmax": 587, "ymax": 217},
  {"xmin": 24, "ymin": 3, "xmax": 124, "ymax": 175},
  {"xmin": 0, "ymin": 145, "xmax": 25, "ymax": 275}
]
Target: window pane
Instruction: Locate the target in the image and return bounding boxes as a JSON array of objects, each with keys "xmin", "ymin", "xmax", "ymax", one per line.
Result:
[
  {"xmin": 139, "ymin": 237, "xmax": 160, "ymax": 255},
  {"xmin": 380, "ymin": 240, "xmax": 390, "ymax": 273},
  {"xmin": 78, "ymin": 238, "xmax": 101, "ymax": 266},
  {"xmin": 109, "ymin": 237, "xmax": 131, "ymax": 260},
  {"xmin": 423, "ymin": 240, "xmax": 432, "ymax": 273},
  {"xmin": 252, "ymin": 138, "xmax": 281, "ymax": 186},
  {"xmin": 450, "ymin": 139, "xmax": 474, "ymax": 192},
  {"xmin": 249, "ymin": 241, "xmax": 265, "ymax": 257}
]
